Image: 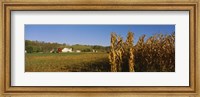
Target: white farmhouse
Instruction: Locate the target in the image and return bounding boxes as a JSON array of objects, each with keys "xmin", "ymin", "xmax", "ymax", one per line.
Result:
[
  {"xmin": 50, "ymin": 49, "xmax": 54, "ymax": 53},
  {"xmin": 62, "ymin": 48, "xmax": 72, "ymax": 52},
  {"xmin": 76, "ymin": 50, "xmax": 81, "ymax": 53}
]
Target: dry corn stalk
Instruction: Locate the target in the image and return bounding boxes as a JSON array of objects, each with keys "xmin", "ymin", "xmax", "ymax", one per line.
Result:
[
  {"xmin": 109, "ymin": 32, "xmax": 135, "ymax": 72},
  {"xmin": 109, "ymin": 33, "xmax": 117, "ymax": 72},
  {"xmin": 125, "ymin": 32, "xmax": 135, "ymax": 72}
]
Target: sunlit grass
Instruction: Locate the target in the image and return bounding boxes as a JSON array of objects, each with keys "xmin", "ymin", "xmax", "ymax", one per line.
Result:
[{"xmin": 25, "ymin": 52, "xmax": 110, "ymax": 72}]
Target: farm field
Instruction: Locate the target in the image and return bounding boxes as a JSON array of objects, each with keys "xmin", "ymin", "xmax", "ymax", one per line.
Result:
[{"xmin": 25, "ymin": 52, "xmax": 110, "ymax": 72}]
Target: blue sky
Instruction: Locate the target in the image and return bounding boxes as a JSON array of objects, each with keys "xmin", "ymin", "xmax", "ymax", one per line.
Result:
[{"xmin": 25, "ymin": 25, "xmax": 175, "ymax": 46}]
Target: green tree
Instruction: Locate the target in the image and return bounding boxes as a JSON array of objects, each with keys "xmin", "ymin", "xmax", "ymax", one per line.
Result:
[{"xmin": 26, "ymin": 46, "xmax": 33, "ymax": 53}]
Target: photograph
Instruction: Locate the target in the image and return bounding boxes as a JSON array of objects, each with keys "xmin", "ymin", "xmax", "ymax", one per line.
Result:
[{"xmin": 25, "ymin": 25, "xmax": 175, "ymax": 72}]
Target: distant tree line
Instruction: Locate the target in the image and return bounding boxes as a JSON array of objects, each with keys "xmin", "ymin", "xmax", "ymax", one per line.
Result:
[{"xmin": 25, "ymin": 40, "xmax": 110, "ymax": 53}]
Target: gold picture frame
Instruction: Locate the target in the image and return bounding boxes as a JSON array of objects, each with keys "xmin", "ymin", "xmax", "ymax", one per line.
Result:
[{"xmin": 0, "ymin": 0, "xmax": 199, "ymax": 97}]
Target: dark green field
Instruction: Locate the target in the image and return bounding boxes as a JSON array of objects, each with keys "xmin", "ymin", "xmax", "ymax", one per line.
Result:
[{"xmin": 25, "ymin": 52, "xmax": 110, "ymax": 72}]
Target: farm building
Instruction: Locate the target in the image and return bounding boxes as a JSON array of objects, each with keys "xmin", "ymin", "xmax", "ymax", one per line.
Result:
[
  {"xmin": 50, "ymin": 49, "xmax": 54, "ymax": 53},
  {"xmin": 92, "ymin": 49, "xmax": 98, "ymax": 53},
  {"xmin": 57, "ymin": 48, "xmax": 62, "ymax": 53},
  {"xmin": 76, "ymin": 50, "xmax": 81, "ymax": 53},
  {"xmin": 62, "ymin": 48, "xmax": 73, "ymax": 52}
]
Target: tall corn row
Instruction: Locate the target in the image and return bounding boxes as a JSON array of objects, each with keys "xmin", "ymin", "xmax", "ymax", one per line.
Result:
[
  {"xmin": 109, "ymin": 33, "xmax": 117, "ymax": 72},
  {"xmin": 115, "ymin": 36, "xmax": 124, "ymax": 71},
  {"xmin": 109, "ymin": 32, "xmax": 135, "ymax": 72},
  {"xmin": 109, "ymin": 31, "xmax": 175, "ymax": 72},
  {"xmin": 126, "ymin": 32, "xmax": 135, "ymax": 72},
  {"xmin": 134, "ymin": 35, "xmax": 146, "ymax": 71},
  {"xmin": 124, "ymin": 32, "xmax": 134, "ymax": 72},
  {"xmin": 134, "ymin": 33, "xmax": 175, "ymax": 72}
]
